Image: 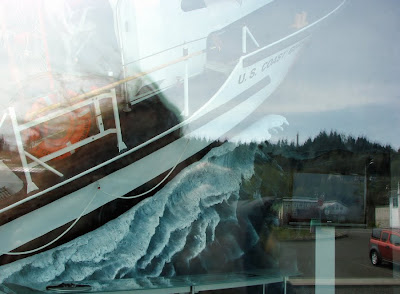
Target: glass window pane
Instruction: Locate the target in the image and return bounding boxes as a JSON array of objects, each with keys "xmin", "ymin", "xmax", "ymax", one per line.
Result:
[
  {"xmin": 0, "ymin": 1, "xmax": 398, "ymax": 293},
  {"xmin": 390, "ymin": 234, "xmax": 400, "ymax": 245}
]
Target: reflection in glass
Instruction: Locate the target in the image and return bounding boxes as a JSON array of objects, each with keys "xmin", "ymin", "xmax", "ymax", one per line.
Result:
[{"xmin": 2, "ymin": 0, "xmax": 399, "ymax": 293}]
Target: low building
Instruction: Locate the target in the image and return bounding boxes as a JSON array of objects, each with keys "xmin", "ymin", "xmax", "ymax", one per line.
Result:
[
  {"xmin": 279, "ymin": 197, "xmax": 349, "ymax": 224},
  {"xmin": 375, "ymin": 206, "xmax": 390, "ymax": 228},
  {"xmin": 390, "ymin": 185, "xmax": 400, "ymax": 228},
  {"xmin": 279, "ymin": 197, "xmax": 319, "ymax": 224}
]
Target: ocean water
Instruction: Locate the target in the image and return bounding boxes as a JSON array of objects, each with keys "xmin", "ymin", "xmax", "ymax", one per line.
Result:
[{"xmin": 0, "ymin": 116, "xmax": 287, "ymax": 288}]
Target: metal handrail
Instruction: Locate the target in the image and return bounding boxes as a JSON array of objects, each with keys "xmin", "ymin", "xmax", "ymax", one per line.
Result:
[{"xmin": 29, "ymin": 49, "xmax": 205, "ymax": 118}]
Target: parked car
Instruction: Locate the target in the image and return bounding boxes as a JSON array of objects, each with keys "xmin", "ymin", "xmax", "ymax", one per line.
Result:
[{"xmin": 369, "ymin": 228, "xmax": 400, "ymax": 266}]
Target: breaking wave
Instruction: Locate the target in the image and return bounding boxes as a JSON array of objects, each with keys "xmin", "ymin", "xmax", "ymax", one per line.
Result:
[{"xmin": 0, "ymin": 142, "xmax": 280, "ymax": 288}]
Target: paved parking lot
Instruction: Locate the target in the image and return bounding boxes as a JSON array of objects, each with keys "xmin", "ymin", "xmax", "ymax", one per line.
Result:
[{"xmin": 281, "ymin": 228, "xmax": 400, "ymax": 294}]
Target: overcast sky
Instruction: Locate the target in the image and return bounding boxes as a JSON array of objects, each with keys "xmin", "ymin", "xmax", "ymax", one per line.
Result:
[{"xmin": 260, "ymin": 0, "xmax": 400, "ymax": 149}]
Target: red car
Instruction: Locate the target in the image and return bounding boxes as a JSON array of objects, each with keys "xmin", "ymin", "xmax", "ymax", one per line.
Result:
[{"xmin": 369, "ymin": 228, "xmax": 400, "ymax": 265}]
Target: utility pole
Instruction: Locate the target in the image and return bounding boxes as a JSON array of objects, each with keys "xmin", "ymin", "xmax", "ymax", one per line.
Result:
[{"xmin": 364, "ymin": 159, "xmax": 374, "ymax": 226}]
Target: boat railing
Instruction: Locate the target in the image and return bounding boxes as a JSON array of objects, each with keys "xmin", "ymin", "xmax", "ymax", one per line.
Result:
[
  {"xmin": 7, "ymin": 89, "xmax": 127, "ymax": 193},
  {"xmin": 1, "ymin": 47, "xmax": 209, "ymax": 197},
  {"xmin": 15, "ymin": 21, "xmax": 259, "ymax": 122},
  {"xmin": 0, "ymin": 48, "xmax": 212, "ymax": 215}
]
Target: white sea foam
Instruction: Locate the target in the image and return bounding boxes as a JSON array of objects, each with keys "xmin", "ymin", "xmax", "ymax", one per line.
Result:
[{"xmin": 230, "ymin": 115, "xmax": 289, "ymax": 144}]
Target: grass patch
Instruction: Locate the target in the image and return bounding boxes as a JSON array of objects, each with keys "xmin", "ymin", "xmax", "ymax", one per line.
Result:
[{"xmin": 273, "ymin": 227, "xmax": 315, "ymax": 241}]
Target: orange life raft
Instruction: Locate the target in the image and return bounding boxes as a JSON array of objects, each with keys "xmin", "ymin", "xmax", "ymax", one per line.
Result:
[{"xmin": 24, "ymin": 92, "xmax": 92, "ymax": 160}]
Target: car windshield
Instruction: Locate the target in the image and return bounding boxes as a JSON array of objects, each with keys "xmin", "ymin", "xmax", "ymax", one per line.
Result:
[{"xmin": 0, "ymin": 1, "xmax": 399, "ymax": 294}]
